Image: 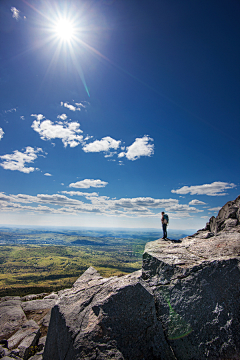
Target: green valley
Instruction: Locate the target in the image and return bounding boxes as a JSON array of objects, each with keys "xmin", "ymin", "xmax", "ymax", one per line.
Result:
[{"xmin": 0, "ymin": 226, "xmax": 193, "ymax": 297}]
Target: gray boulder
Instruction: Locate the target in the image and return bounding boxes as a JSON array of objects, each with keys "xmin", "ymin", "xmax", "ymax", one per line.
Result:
[
  {"xmin": 8, "ymin": 320, "xmax": 40, "ymax": 351},
  {"xmin": 209, "ymin": 195, "xmax": 240, "ymax": 233},
  {"xmin": 0, "ymin": 299, "xmax": 27, "ymax": 341},
  {"xmin": 43, "ymin": 267, "xmax": 174, "ymax": 360},
  {"xmin": 21, "ymin": 299, "xmax": 58, "ymax": 313},
  {"xmin": 0, "ymin": 294, "xmax": 58, "ymax": 360},
  {"xmin": 17, "ymin": 326, "xmax": 40, "ymax": 360},
  {"xmin": 142, "ymin": 222, "xmax": 240, "ymax": 359}
]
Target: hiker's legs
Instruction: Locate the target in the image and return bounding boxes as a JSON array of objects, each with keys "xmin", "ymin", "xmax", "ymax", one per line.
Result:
[{"xmin": 162, "ymin": 224, "xmax": 167, "ymax": 239}]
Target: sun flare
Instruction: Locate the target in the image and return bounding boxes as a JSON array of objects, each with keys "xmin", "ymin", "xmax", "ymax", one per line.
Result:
[
  {"xmin": 47, "ymin": 10, "xmax": 90, "ymax": 96},
  {"xmin": 54, "ymin": 18, "xmax": 75, "ymax": 41}
]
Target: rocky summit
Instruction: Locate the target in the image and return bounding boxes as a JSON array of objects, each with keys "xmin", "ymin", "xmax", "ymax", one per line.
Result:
[
  {"xmin": 0, "ymin": 196, "xmax": 239, "ymax": 360},
  {"xmin": 142, "ymin": 195, "xmax": 240, "ymax": 360}
]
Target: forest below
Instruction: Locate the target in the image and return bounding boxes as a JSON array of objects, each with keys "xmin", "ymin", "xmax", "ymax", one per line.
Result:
[{"xmin": 0, "ymin": 227, "xmax": 192, "ymax": 296}]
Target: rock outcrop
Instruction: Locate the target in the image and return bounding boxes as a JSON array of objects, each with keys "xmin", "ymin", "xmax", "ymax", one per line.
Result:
[
  {"xmin": 1, "ymin": 196, "xmax": 240, "ymax": 360},
  {"xmin": 0, "ymin": 294, "xmax": 57, "ymax": 360},
  {"xmin": 0, "ymin": 298, "xmax": 27, "ymax": 342},
  {"xmin": 43, "ymin": 267, "xmax": 174, "ymax": 360},
  {"xmin": 141, "ymin": 196, "xmax": 240, "ymax": 360},
  {"xmin": 208, "ymin": 195, "xmax": 240, "ymax": 234},
  {"xmin": 142, "ymin": 238, "xmax": 240, "ymax": 359}
]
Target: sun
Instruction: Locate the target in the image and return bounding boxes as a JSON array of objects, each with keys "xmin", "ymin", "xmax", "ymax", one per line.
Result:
[
  {"xmin": 45, "ymin": 9, "xmax": 90, "ymax": 96},
  {"xmin": 54, "ymin": 18, "xmax": 75, "ymax": 42}
]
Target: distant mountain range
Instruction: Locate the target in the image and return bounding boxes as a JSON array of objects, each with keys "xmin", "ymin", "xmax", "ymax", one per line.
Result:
[{"xmin": 0, "ymin": 226, "xmax": 196, "ymax": 246}]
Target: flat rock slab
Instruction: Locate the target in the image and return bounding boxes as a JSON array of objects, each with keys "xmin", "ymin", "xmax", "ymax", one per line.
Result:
[
  {"xmin": 144, "ymin": 228, "xmax": 240, "ymax": 271},
  {"xmin": 21, "ymin": 299, "xmax": 58, "ymax": 313},
  {"xmin": 0, "ymin": 299, "xmax": 27, "ymax": 340},
  {"xmin": 8, "ymin": 320, "xmax": 40, "ymax": 350}
]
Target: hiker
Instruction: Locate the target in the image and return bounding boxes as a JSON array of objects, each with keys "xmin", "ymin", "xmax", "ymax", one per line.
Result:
[{"xmin": 161, "ymin": 211, "xmax": 169, "ymax": 239}]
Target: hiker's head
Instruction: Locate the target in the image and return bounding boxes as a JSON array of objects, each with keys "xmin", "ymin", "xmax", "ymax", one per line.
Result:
[{"xmin": 161, "ymin": 212, "xmax": 165, "ymax": 215}]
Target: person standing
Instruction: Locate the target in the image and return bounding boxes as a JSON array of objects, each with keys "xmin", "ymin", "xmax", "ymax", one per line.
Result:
[{"xmin": 161, "ymin": 211, "xmax": 169, "ymax": 239}]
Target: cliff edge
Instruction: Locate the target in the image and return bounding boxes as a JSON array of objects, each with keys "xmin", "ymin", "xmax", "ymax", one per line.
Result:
[{"xmin": 142, "ymin": 195, "xmax": 240, "ymax": 359}]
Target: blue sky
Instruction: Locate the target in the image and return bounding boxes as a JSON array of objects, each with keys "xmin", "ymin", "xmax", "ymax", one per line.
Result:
[{"xmin": 0, "ymin": 0, "xmax": 239, "ymax": 230}]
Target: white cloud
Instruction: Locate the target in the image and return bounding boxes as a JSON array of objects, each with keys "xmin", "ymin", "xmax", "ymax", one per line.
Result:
[
  {"xmin": 31, "ymin": 114, "xmax": 44, "ymax": 121},
  {"xmin": 171, "ymin": 181, "xmax": 236, "ymax": 196},
  {"xmin": 121, "ymin": 135, "xmax": 154, "ymax": 161},
  {"xmin": 10, "ymin": 7, "xmax": 26, "ymax": 21},
  {"xmin": 118, "ymin": 152, "xmax": 125, "ymax": 158},
  {"xmin": 104, "ymin": 152, "xmax": 117, "ymax": 158},
  {"xmin": 62, "ymin": 191, "xmax": 99, "ymax": 198},
  {"xmin": 0, "ymin": 147, "xmax": 44, "ymax": 173},
  {"xmin": 82, "ymin": 136, "xmax": 121, "ymax": 153},
  {"xmin": 165, "ymin": 203, "xmax": 203, "ymax": 213},
  {"xmin": 20, "ymin": 116, "xmax": 25, "ymax": 120},
  {"xmin": 31, "ymin": 114, "xmax": 83, "ymax": 147},
  {"xmin": 63, "ymin": 102, "xmax": 78, "ymax": 111},
  {"xmin": 0, "ymin": 128, "xmax": 4, "ymax": 140},
  {"xmin": 75, "ymin": 102, "xmax": 87, "ymax": 109},
  {"xmin": 61, "ymin": 101, "xmax": 89, "ymax": 112},
  {"xmin": 208, "ymin": 207, "xmax": 221, "ymax": 212},
  {"xmin": 69, "ymin": 179, "xmax": 108, "ymax": 189},
  {"xmin": 57, "ymin": 114, "xmax": 68, "ymax": 120},
  {"xmin": 61, "ymin": 101, "xmax": 87, "ymax": 112},
  {"xmin": 84, "ymin": 135, "xmax": 93, "ymax": 141},
  {"xmin": 189, "ymin": 199, "xmax": 206, "ymax": 205},
  {"xmin": 11, "ymin": 7, "xmax": 20, "ymax": 20},
  {"xmin": 0, "ymin": 191, "xmax": 205, "ymax": 218},
  {"xmin": 111, "ymin": 197, "xmax": 177, "ymax": 209},
  {"xmin": 5, "ymin": 108, "xmax": 17, "ymax": 113},
  {"xmin": 44, "ymin": 173, "xmax": 52, "ymax": 176}
]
